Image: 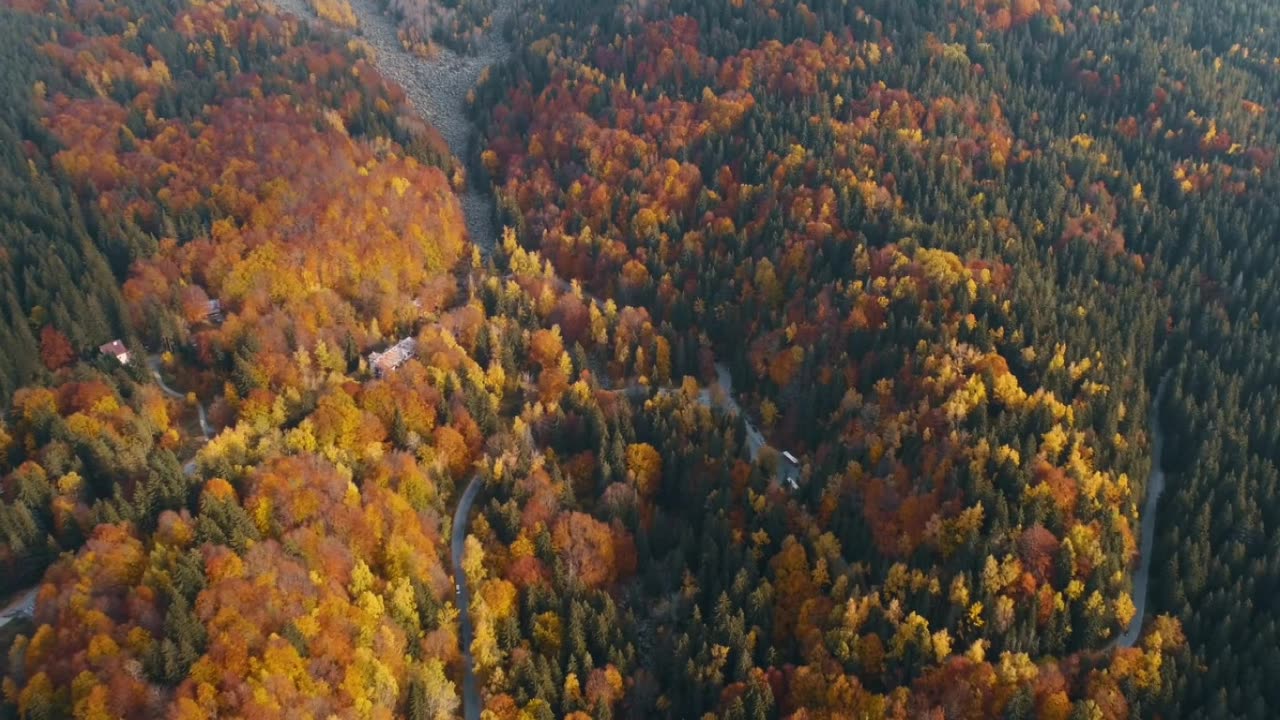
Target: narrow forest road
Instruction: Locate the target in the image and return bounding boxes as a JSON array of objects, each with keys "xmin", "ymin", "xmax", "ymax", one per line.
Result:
[
  {"xmin": 148, "ymin": 355, "xmax": 212, "ymax": 478},
  {"xmin": 555, "ymin": 266, "xmax": 797, "ymax": 481},
  {"xmin": 708, "ymin": 364, "xmax": 765, "ymax": 458},
  {"xmin": 699, "ymin": 364, "xmax": 798, "ymax": 484},
  {"xmin": 1115, "ymin": 375, "xmax": 1171, "ymax": 649},
  {"xmin": 450, "ymin": 473, "xmax": 484, "ymax": 720},
  {"xmin": 595, "ymin": 358, "xmax": 797, "ymax": 484},
  {"xmin": 148, "ymin": 355, "xmax": 211, "ymax": 442}
]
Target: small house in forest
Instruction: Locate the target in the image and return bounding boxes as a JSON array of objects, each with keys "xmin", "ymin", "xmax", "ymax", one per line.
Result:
[
  {"xmin": 369, "ymin": 337, "xmax": 417, "ymax": 378},
  {"xmin": 781, "ymin": 450, "xmax": 800, "ymax": 490},
  {"xmin": 99, "ymin": 340, "xmax": 131, "ymax": 365},
  {"xmin": 205, "ymin": 299, "xmax": 224, "ymax": 324}
]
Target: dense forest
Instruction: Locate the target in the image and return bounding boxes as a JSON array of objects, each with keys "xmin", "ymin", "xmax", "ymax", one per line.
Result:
[
  {"xmin": 382, "ymin": 0, "xmax": 501, "ymax": 55},
  {"xmin": 0, "ymin": 0, "xmax": 1275, "ymax": 717},
  {"xmin": 471, "ymin": 0, "xmax": 1280, "ymax": 715}
]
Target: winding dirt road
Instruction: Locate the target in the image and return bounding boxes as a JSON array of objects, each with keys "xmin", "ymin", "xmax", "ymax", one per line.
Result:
[{"xmin": 554, "ymin": 267, "xmax": 796, "ymax": 481}]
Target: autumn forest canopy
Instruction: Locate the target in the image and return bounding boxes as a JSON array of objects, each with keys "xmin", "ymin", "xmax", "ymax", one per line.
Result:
[{"xmin": 0, "ymin": 0, "xmax": 1277, "ymax": 717}]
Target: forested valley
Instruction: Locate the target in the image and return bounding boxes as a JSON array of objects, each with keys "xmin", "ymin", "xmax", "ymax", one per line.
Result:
[{"xmin": 0, "ymin": 0, "xmax": 1276, "ymax": 718}]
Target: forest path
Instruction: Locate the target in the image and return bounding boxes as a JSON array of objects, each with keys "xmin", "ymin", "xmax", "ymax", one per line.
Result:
[
  {"xmin": 586, "ymin": 347, "xmax": 796, "ymax": 483},
  {"xmin": 709, "ymin": 364, "xmax": 765, "ymax": 458},
  {"xmin": 1115, "ymin": 375, "xmax": 1171, "ymax": 649},
  {"xmin": 697, "ymin": 364, "xmax": 798, "ymax": 484}
]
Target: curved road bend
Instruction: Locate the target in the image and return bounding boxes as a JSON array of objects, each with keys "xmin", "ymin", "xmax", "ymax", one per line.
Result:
[
  {"xmin": 597, "ymin": 360, "xmax": 792, "ymax": 482},
  {"xmin": 148, "ymin": 355, "xmax": 212, "ymax": 442},
  {"xmin": 148, "ymin": 355, "xmax": 211, "ymax": 479}
]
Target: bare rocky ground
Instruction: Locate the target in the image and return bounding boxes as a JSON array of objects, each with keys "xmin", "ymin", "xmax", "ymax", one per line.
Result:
[
  {"xmin": 346, "ymin": 0, "xmax": 515, "ymax": 253},
  {"xmin": 269, "ymin": 0, "xmax": 515, "ymax": 253},
  {"xmin": 264, "ymin": 0, "xmax": 310, "ymax": 19}
]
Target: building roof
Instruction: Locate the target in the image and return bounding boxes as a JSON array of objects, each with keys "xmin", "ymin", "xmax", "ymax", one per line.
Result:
[
  {"xmin": 370, "ymin": 337, "xmax": 417, "ymax": 375},
  {"xmin": 99, "ymin": 339, "xmax": 129, "ymax": 357}
]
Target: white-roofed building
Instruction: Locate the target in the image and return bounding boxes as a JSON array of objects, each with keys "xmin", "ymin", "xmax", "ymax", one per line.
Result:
[{"xmin": 369, "ymin": 337, "xmax": 417, "ymax": 378}]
